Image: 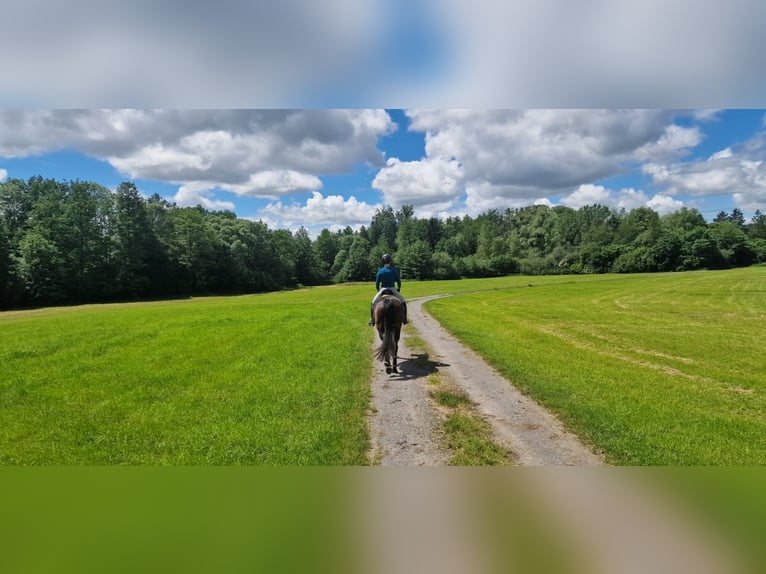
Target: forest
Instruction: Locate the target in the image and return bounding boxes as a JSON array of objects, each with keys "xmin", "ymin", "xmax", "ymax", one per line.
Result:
[{"xmin": 1, "ymin": 176, "xmax": 765, "ymax": 308}]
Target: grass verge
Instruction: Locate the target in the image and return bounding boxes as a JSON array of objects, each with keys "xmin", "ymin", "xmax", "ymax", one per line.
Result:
[{"xmin": 424, "ymin": 366, "xmax": 512, "ymax": 466}]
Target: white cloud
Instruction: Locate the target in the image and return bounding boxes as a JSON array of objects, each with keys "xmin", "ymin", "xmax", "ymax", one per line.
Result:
[
  {"xmin": 708, "ymin": 147, "xmax": 733, "ymax": 161},
  {"xmin": 372, "ymin": 156, "xmax": 463, "ymax": 210},
  {"xmin": 647, "ymin": 194, "xmax": 685, "ymax": 215},
  {"xmin": 108, "ymin": 142, "xmax": 212, "ymax": 179},
  {"xmin": 644, "ymin": 142, "xmax": 766, "ymax": 209},
  {"xmin": 693, "ymin": 109, "xmax": 724, "ymax": 122},
  {"xmin": 560, "ymin": 184, "xmax": 683, "ymax": 214},
  {"xmin": 561, "ymin": 184, "xmax": 612, "ymax": 209},
  {"xmin": 615, "ymin": 188, "xmax": 652, "ymax": 211},
  {"xmin": 380, "ymin": 109, "xmax": 699, "ymax": 214},
  {"xmin": 370, "ymin": 108, "xmax": 721, "ymax": 217},
  {"xmin": 257, "ymin": 191, "xmax": 380, "ymax": 232},
  {"xmin": 0, "ymin": 168, "xmax": 7, "ymax": 182},
  {"xmin": 0, "ymin": 109, "xmax": 394, "ymax": 201},
  {"xmin": 635, "ymin": 124, "xmax": 701, "ymax": 161},
  {"xmin": 410, "ymin": 109, "xmax": 678, "ymax": 187},
  {"xmin": 227, "ymin": 171, "xmax": 322, "ymax": 198},
  {"xmin": 174, "ymin": 184, "xmax": 236, "ymax": 211},
  {"xmin": 732, "ymin": 190, "xmax": 766, "ymax": 211},
  {"xmin": 464, "ymin": 181, "xmax": 551, "ymax": 215},
  {"xmin": 420, "ymin": 110, "xmax": 684, "ymax": 189},
  {"xmin": 4, "ymin": 108, "xmax": 761, "ymax": 225}
]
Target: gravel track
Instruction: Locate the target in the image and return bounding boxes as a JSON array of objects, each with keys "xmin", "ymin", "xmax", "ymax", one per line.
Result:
[{"xmin": 367, "ymin": 295, "xmax": 604, "ymax": 466}]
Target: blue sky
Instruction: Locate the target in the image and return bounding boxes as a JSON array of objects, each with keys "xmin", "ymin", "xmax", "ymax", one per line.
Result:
[{"xmin": 1, "ymin": 109, "xmax": 765, "ymax": 235}]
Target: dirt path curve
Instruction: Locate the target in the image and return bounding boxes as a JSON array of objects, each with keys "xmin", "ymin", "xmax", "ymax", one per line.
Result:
[{"xmin": 368, "ymin": 294, "xmax": 604, "ymax": 466}]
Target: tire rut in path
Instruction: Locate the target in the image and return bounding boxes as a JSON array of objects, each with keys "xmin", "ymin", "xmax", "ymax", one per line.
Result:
[{"xmin": 368, "ymin": 295, "xmax": 604, "ymax": 466}]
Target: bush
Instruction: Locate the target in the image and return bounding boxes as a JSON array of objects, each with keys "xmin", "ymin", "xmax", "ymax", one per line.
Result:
[
  {"xmin": 430, "ymin": 251, "xmax": 460, "ymax": 280},
  {"xmin": 613, "ymin": 247, "xmax": 657, "ymax": 273},
  {"xmin": 750, "ymin": 238, "xmax": 766, "ymax": 263}
]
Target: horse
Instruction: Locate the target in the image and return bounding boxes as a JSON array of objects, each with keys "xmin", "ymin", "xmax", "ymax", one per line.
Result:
[{"xmin": 373, "ymin": 294, "xmax": 405, "ymax": 374}]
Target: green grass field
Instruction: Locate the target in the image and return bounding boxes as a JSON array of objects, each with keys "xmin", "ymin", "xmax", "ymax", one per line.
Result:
[
  {"xmin": 425, "ymin": 267, "xmax": 766, "ymax": 465},
  {"xmin": 0, "ymin": 286, "xmax": 376, "ymax": 465},
  {"xmin": 1, "ymin": 267, "xmax": 764, "ymax": 465}
]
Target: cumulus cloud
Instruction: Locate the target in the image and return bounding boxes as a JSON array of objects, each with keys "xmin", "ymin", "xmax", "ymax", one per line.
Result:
[
  {"xmin": 372, "ymin": 156, "xmax": 463, "ymax": 210},
  {"xmin": 647, "ymin": 194, "xmax": 685, "ymax": 215},
  {"xmin": 464, "ymin": 181, "xmax": 549, "ymax": 215},
  {"xmin": 4, "ymin": 107, "xmax": 761, "ymax": 226},
  {"xmin": 174, "ymin": 184, "xmax": 236, "ymax": 211},
  {"xmin": 615, "ymin": 188, "xmax": 654, "ymax": 211},
  {"xmin": 0, "ymin": 109, "xmax": 394, "ymax": 207},
  {"xmin": 643, "ymin": 132, "xmax": 766, "ymax": 211},
  {"xmin": 257, "ymin": 191, "xmax": 380, "ymax": 232},
  {"xmin": 0, "ymin": 168, "xmax": 7, "ymax": 182},
  {"xmin": 635, "ymin": 124, "xmax": 702, "ymax": 161},
  {"xmin": 227, "ymin": 171, "xmax": 322, "ymax": 198},
  {"xmin": 560, "ymin": 184, "xmax": 612, "ymax": 208},
  {"xmin": 560, "ymin": 184, "xmax": 684, "ymax": 214},
  {"xmin": 374, "ymin": 109, "xmax": 702, "ymax": 215},
  {"xmin": 534, "ymin": 197, "xmax": 553, "ymax": 207}
]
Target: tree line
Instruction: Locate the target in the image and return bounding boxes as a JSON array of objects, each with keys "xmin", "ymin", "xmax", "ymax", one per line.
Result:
[{"xmin": 1, "ymin": 176, "xmax": 765, "ymax": 309}]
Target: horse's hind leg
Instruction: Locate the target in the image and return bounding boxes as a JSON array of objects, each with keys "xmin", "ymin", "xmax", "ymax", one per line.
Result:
[{"xmin": 392, "ymin": 336, "xmax": 399, "ymax": 374}]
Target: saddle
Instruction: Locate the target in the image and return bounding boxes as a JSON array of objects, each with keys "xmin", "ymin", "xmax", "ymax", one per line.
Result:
[{"xmin": 370, "ymin": 288, "xmax": 408, "ymax": 325}]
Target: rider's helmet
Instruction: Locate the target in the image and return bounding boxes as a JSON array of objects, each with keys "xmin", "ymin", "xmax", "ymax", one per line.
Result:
[{"xmin": 381, "ymin": 253, "xmax": 393, "ymax": 264}]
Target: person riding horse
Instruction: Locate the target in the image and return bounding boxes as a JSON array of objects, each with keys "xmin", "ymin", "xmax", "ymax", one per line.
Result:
[{"xmin": 368, "ymin": 253, "xmax": 408, "ymax": 326}]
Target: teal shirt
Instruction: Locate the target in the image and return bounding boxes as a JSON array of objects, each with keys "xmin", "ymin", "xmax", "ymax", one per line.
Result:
[{"xmin": 375, "ymin": 266, "xmax": 401, "ymax": 290}]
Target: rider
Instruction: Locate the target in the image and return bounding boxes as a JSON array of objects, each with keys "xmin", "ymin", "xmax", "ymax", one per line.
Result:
[{"xmin": 368, "ymin": 253, "xmax": 408, "ymax": 326}]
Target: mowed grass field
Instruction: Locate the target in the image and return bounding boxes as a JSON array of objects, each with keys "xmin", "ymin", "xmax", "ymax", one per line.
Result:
[
  {"xmin": 0, "ymin": 286, "xmax": 377, "ymax": 465},
  {"xmin": 425, "ymin": 266, "xmax": 766, "ymax": 465},
  {"xmin": 2, "ymin": 267, "xmax": 764, "ymax": 465}
]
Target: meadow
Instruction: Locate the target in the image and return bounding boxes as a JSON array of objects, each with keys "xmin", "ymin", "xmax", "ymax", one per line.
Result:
[
  {"xmin": 1, "ymin": 267, "xmax": 763, "ymax": 465},
  {"xmin": 0, "ymin": 286, "xmax": 376, "ymax": 465},
  {"xmin": 425, "ymin": 267, "xmax": 766, "ymax": 465}
]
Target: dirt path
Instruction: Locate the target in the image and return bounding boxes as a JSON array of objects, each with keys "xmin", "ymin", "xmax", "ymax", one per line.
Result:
[
  {"xmin": 367, "ymin": 295, "xmax": 604, "ymax": 466},
  {"xmin": 367, "ymin": 316, "xmax": 450, "ymax": 466}
]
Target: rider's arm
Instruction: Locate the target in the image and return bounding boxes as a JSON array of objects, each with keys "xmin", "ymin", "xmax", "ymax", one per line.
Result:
[
  {"xmin": 375, "ymin": 269, "xmax": 381, "ymax": 291},
  {"xmin": 395, "ymin": 269, "xmax": 402, "ymax": 290}
]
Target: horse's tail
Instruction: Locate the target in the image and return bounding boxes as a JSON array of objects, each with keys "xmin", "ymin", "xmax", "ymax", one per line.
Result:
[
  {"xmin": 375, "ymin": 299, "xmax": 399, "ymax": 361},
  {"xmin": 375, "ymin": 328, "xmax": 398, "ymax": 362}
]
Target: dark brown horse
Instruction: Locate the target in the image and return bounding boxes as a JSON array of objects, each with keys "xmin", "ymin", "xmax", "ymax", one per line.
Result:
[{"xmin": 373, "ymin": 295, "xmax": 405, "ymax": 374}]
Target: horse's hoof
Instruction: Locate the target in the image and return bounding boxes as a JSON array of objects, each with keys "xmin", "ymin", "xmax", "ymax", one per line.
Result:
[
  {"xmin": 385, "ymin": 366, "xmax": 392, "ymax": 374},
  {"xmin": 392, "ymin": 367, "xmax": 398, "ymax": 374}
]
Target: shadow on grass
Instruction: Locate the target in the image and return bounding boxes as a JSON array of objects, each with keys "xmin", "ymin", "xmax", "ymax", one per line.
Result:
[{"xmin": 389, "ymin": 352, "xmax": 450, "ymax": 381}]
